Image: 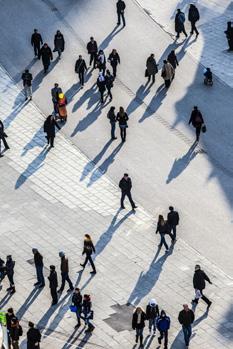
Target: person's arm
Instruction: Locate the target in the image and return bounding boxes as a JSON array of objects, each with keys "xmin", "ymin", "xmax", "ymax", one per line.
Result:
[
  {"xmin": 155, "ymin": 222, "xmax": 159, "ymax": 234},
  {"xmin": 175, "ymin": 55, "xmax": 179, "ymax": 66},
  {"xmin": 54, "ymin": 120, "xmax": 61, "ymax": 130},
  {"xmin": 40, "ymin": 34, "xmax": 43, "ymax": 44},
  {"xmin": 191, "ymin": 310, "xmax": 195, "ymax": 323},
  {"xmin": 50, "ymin": 49, "xmax": 53, "ymax": 60},
  {"xmin": 92, "ymin": 242, "xmax": 96, "ymax": 254},
  {"xmin": 125, "ymin": 113, "xmax": 129, "ymax": 121},
  {"xmin": 84, "ymin": 60, "xmax": 87, "ymax": 71},
  {"xmin": 167, "ymin": 317, "xmax": 171, "ymax": 329},
  {"xmin": 188, "ymin": 113, "xmax": 193, "ymax": 125},
  {"xmin": 178, "ymin": 311, "xmax": 183, "ymax": 324},
  {"xmin": 117, "ymin": 53, "xmax": 120, "ymax": 64},
  {"xmin": 31, "ymin": 34, "xmax": 34, "ymax": 46},
  {"xmin": 203, "ymin": 272, "xmax": 212, "ymax": 284},
  {"xmin": 54, "ymin": 35, "xmax": 56, "ymax": 48}
]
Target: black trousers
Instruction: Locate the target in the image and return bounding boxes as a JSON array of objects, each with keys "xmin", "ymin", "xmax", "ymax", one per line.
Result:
[
  {"xmin": 165, "ymin": 79, "xmax": 171, "ymax": 88},
  {"xmin": 7, "ymin": 273, "xmax": 14, "ymax": 287},
  {"xmin": 79, "ymin": 71, "xmax": 85, "ymax": 86},
  {"xmin": 117, "ymin": 12, "xmax": 126, "ymax": 26},
  {"xmin": 107, "ymin": 86, "xmax": 112, "ymax": 99},
  {"xmin": 190, "ymin": 21, "xmax": 199, "ymax": 35},
  {"xmin": 195, "ymin": 126, "xmax": 201, "ymax": 141},
  {"xmin": 50, "ymin": 287, "xmax": 58, "ymax": 304},
  {"xmin": 111, "ymin": 64, "xmax": 117, "ymax": 77},
  {"xmin": 100, "ymin": 90, "xmax": 104, "ymax": 103},
  {"xmin": 121, "ymin": 191, "xmax": 136, "ymax": 209},
  {"xmin": 60, "ymin": 272, "xmax": 73, "ymax": 292},
  {"xmin": 159, "ymin": 330, "xmax": 168, "ymax": 348},
  {"xmin": 120, "ymin": 127, "xmax": 126, "ymax": 142},
  {"xmin": 148, "ymin": 74, "xmax": 155, "ymax": 83},
  {"xmin": 83, "ymin": 254, "xmax": 96, "ymax": 272},
  {"xmin": 33, "ymin": 44, "xmax": 40, "ymax": 56},
  {"xmin": 89, "ymin": 53, "xmax": 97, "ymax": 67},
  {"xmin": 47, "ymin": 135, "xmax": 55, "ymax": 147},
  {"xmin": 176, "ymin": 26, "xmax": 187, "ymax": 38},
  {"xmin": 0, "ymin": 137, "xmax": 9, "ymax": 151},
  {"xmin": 193, "ymin": 290, "xmax": 211, "ymax": 306}
]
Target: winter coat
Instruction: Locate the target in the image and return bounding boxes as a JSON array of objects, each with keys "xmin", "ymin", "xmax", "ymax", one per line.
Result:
[
  {"xmin": 27, "ymin": 328, "xmax": 41, "ymax": 349},
  {"xmin": 119, "ymin": 177, "xmax": 132, "ymax": 192},
  {"xmin": 108, "ymin": 52, "xmax": 120, "ymax": 67},
  {"xmin": 72, "ymin": 292, "xmax": 83, "ymax": 307},
  {"xmin": 0, "ymin": 120, "xmax": 7, "ymax": 139},
  {"xmin": 21, "ymin": 72, "xmax": 33, "ymax": 87},
  {"xmin": 43, "ymin": 117, "xmax": 60, "ymax": 137},
  {"xmin": 178, "ymin": 309, "xmax": 195, "ymax": 327},
  {"xmin": 146, "ymin": 304, "xmax": 159, "ymax": 320},
  {"xmin": 34, "ymin": 252, "xmax": 43, "ymax": 267},
  {"xmin": 146, "ymin": 56, "xmax": 158, "ymax": 75},
  {"xmin": 156, "ymin": 315, "xmax": 170, "ymax": 331},
  {"xmin": 117, "ymin": 0, "xmax": 126, "ymax": 13},
  {"xmin": 51, "ymin": 86, "xmax": 62, "ymax": 103},
  {"xmin": 48, "ymin": 270, "xmax": 58, "ymax": 289},
  {"xmin": 156, "ymin": 221, "xmax": 170, "ymax": 234},
  {"xmin": 10, "ymin": 323, "xmax": 23, "ymax": 341},
  {"xmin": 96, "ymin": 53, "xmax": 106, "ymax": 70},
  {"xmin": 97, "ymin": 78, "xmax": 106, "ymax": 92},
  {"xmin": 107, "ymin": 109, "xmax": 116, "ymax": 123},
  {"xmin": 116, "ymin": 112, "xmax": 128, "ymax": 127},
  {"xmin": 31, "ymin": 33, "xmax": 43, "ymax": 46},
  {"xmin": 167, "ymin": 52, "xmax": 179, "ymax": 69},
  {"xmin": 54, "ymin": 33, "xmax": 65, "ymax": 51},
  {"xmin": 132, "ymin": 311, "xmax": 146, "ymax": 330},
  {"xmin": 82, "ymin": 298, "xmax": 92, "ymax": 317},
  {"xmin": 82, "ymin": 240, "xmax": 96, "ymax": 256},
  {"xmin": 75, "ymin": 59, "xmax": 87, "ymax": 73},
  {"xmin": 175, "ymin": 12, "xmax": 186, "ymax": 33},
  {"xmin": 193, "ymin": 269, "xmax": 211, "ymax": 290},
  {"xmin": 162, "ymin": 62, "xmax": 174, "ymax": 81},
  {"xmin": 105, "ymin": 74, "xmax": 114, "ymax": 88},
  {"xmin": 60, "ymin": 256, "xmax": 69, "ymax": 273},
  {"xmin": 188, "ymin": 5, "xmax": 200, "ymax": 23},
  {"xmin": 87, "ymin": 40, "xmax": 98, "ymax": 54},
  {"xmin": 39, "ymin": 46, "xmax": 53, "ymax": 66},
  {"xmin": 6, "ymin": 258, "xmax": 15, "ymax": 276},
  {"xmin": 189, "ymin": 110, "xmax": 204, "ymax": 128},
  {"xmin": 6, "ymin": 313, "xmax": 16, "ymax": 331},
  {"xmin": 167, "ymin": 211, "xmax": 179, "ymax": 227}
]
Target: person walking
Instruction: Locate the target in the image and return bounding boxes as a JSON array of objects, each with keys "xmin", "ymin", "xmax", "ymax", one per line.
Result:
[
  {"xmin": 161, "ymin": 60, "xmax": 174, "ymax": 88},
  {"xmin": 167, "ymin": 206, "xmax": 179, "ymax": 241},
  {"xmin": 51, "ymin": 83, "xmax": 62, "ymax": 116},
  {"xmin": 119, "ymin": 173, "xmax": 137, "ymax": 210},
  {"xmin": 27, "ymin": 322, "xmax": 41, "ymax": 349},
  {"xmin": 117, "ymin": 0, "xmax": 126, "ymax": 26},
  {"xmin": 58, "ymin": 251, "xmax": 74, "ymax": 293},
  {"xmin": 31, "ymin": 29, "xmax": 43, "ymax": 58},
  {"xmin": 157, "ymin": 310, "xmax": 170, "ymax": 349},
  {"xmin": 80, "ymin": 234, "xmax": 96, "ymax": 274},
  {"xmin": 188, "ymin": 4, "xmax": 200, "ymax": 37},
  {"xmin": 132, "ymin": 307, "xmax": 146, "ymax": 347},
  {"xmin": 81, "ymin": 294, "xmax": 95, "ymax": 332},
  {"xmin": 175, "ymin": 9, "xmax": 187, "ymax": 39},
  {"xmin": 53, "ymin": 30, "xmax": 65, "ymax": 59},
  {"xmin": 97, "ymin": 72, "xmax": 106, "ymax": 104},
  {"xmin": 188, "ymin": 106, "xmax": 204, "ymax": 142},
  {"xmin": 96, "ymin": 50, "xmax": 106, "ymax": 75},
  {"xmin": 108, "ymin": 49, "xmax": 120, "ymax": 77},
  {"xmin": 105, "ymin": 70, "xmax": 114, "ymax": 101},
  {"xmin": 178, "ymin": 304, "xmax": 195, "ymax": 348},
  {"xmin": 48, "ymin": 265, "xmax": 58, "ymax": 305},
  {"xmin": 10, "ymin": 318, "xmax": 23, "ymax": 349},
  {"xmin": 0, "ymin": 119, "xmax": 10, "ymax": 156},
  {"xmin": 72, "ymin": 288, "xmax": 83, "ymax": 328},
  {"xmin": 146, "ymin": 298, "xmax": 159, "ymax": 335},
  {"xmin": 116, "ymin": 106, "xmax": 128, "ymax": 142},
  {"xmin": 32, "ymin": 248, "xmax": 45, "ymax": 288},
  {"xmin": 87, "ymin": 37, "xmax": 98, "ymax": 68},
  {"xmin": 107, "ymin": 106, "xmax": 117, "ymax": 140},
  {"xmin": 21, "ymin": 69, "xmax": 33, "ymax": 101},
  {"xmin": 192, "ymin": 265, "xmax": 212, "ymax": 308},
  {"xmin": 224, "ymin": 22, "xmax": 233, "ymax": 51},
  {"xmin": 6, "ymin": 255, "xmax": 15, "ymax": 294},
  {"xmin": 43, "ymin": 115, "xmax": 61, "ymax": 148},
  {"xmin": 155, "ymin": 215, "xmax": 170, "ymax": 252},
  {"xmin": 6, "ymin": 308, "xmax": 16, "ymax": 349},
  {"xmin": 75, "ymin": 55, "xmax": 87, "ymax": 88},
  {"xmin": 146, "ymin": 54, "xmax": 158, "ymax": 84},
  {"xmin": 38, "ymin": 43, "xmax": 53, "ymax": 73},
  {"xmin": 167, "ymin": 50, "xmax": 179, "ymax": 71}
]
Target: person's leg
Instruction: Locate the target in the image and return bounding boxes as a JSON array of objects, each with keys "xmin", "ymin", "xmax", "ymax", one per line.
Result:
[
  {"xmin": 82, "ymin": 255, "xmax": 89, "ymax": 268},
  {"xmin": 173, "ymin": 226, "xmax": 177, "ymax": 240},
  {"xmin": 148, "ymin": 318, "xmax": 152, "ymax": 333},
  {"xmin": 59, "ymin": 272, "xmax": 66, "ymax": 292},
  {"xmin": 139, "ymin": 328, "xmax": 143, "ymax": 345},
  {"xmin": 51, "ymin": 288, "xmax": 57, "ymax": 304},
  {"xmin": 50, "ymin": 136, "xmax": 54, "ymax": 147},
  {"xmin": 121, "ymin": 192, "xmax": 126, "ymax": 208},
  {"xmin": 196, "ymin": 126, "xmax": 201, "ymax": 141},
  {"xmin": 100, "ymin": 90, "xmax": 104, "ymax": 103},
  {"xmin": 113, "ymin": 65, "xmax": 117, "ymax": 77},
  {"xmin": 120, "ymin": 127, "xmax": 124, "ymax": 142},
  {"xmin": 165, "ymin": 79, "xmax": 170, "ymax": 88},
  {"xmin": 152, "ymin": 317, "xmax": 156, "ymax": 333},
  {"xmin": 123, "ymin": 128, "xmax": 126, "ymax": 142},
  {"xmin": 135, "ymin": 328, "xmax": 139, "ymax": 343},
  {"xmin": 194, "ymin": 23, "xmax": 199, "ymax": 35},
  {"xmin": 187, "ymin": 325, "xmax": 192, "ymax": 345},
  {"xmin": 58, "ymin": 49, "xmax": 61, "ymax": 58},
  {"xmin": 152, "ymin": 74, "xmax": 155, "ymax": 83},
  {"xmin": 122, "ymin": 13, "xmax": 126, "ymax": 26},
  {"xmin": 88, "ymin": 255, "xmax": 96, "ymax": 273},
  {"xmin": 148, "ymin": 75, "xmax": 151, "ymax": 83},
  {"xmin": 78, "ymin": 72, "xmax": 82, "ymax": 85},
  {"xmin": 161, "ymin": 234, "xmax": 169, "ymax": 250},
  {"xmin": 65, "ymin": 273, "xmax": 74, "ymax": 290},
  {"xmin": 201, "ymin": 291, "xmax": 211, "ymax": 306},
  {"xmin": 190, "ymin": 21, "xmax": 194, "ymax": 34},
  {"xmin": 182, "ymin": 326, "xmax": 189, "ymax": 346},
  {"xmin": 182, "ymin": 26, "xmax": 188, "ymax": 37},
  {"xmin": 2, "ymin": 136, "xmax": 9, "ymax": 150},
  {"xmin": 164, "ymin": 330, "xmax": 168, "ymax": 348},
  {"xmin": 126, "ymin": 192, "xmax": 136, "ymax": 209},
  {"xmin": 38, "ymin": 266, "xmax": 45, "ymax": 286}
]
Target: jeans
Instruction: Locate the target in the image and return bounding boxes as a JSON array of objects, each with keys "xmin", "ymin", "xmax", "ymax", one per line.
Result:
[
  {"xmin": 36, "ymin": 265, "xmax": 45, "ymax": 285},
  {"xmin": 111, "ymin": 64, "xmax": 117, "ymax": 77},
  {"xmin": 76, "ymin": 307, "xmax": 82, "ymax": 325},
  {"xmin": 60, "ymin": 272, "xmax": 73, "ymax": 292},
  {"xmin": 121, "ymin": 191, "xmax": 136, "ymax": 209},
  {"xmin": 83, "ymin": 254, "xmax": 96, "ymax": 272},
  {"xmin": 24, "ymin": 85, "xmax": 32, "ymax": 99},
  {"xmin": 110, "ymin": 122, "xmax": 116, "ymax": 139},
  {"xmin": 158, "ymin": 330, "xmax": 168, "ymax": 348},
  {"xmin": 89, "ymin": 53, "xmax": 97, "ymax": 67},
  {"xmin": 135, "ymin": 328, "xmax": 143, "ymax": 344},
  {"xmin": 149, "ymin": 317, "xmax": 157, "ymax": 332},
  {"xmin": 117, "ymin": 11, "xmax": 126, "ymax": 26},
  {"xmin": 182, "ymin": 325, "xmax": 192, "ymax": 346},
  {"xmin": 159, "ymin": 233, "xmax": 169, "ymax": 250},
  {"xmin": 57, "ymin": 48, "xmax": 62, "ymax": 58},
  {"xmin": 107, "ymin": 86, "xmax": 113, "ymax": 99},
  {"xmin": 120, "ymin": 127, "xmax": 126, "ymax": 142},
  {"xmin": 190, "ymin": 21, "xmax": 199, "ymax": 35}
]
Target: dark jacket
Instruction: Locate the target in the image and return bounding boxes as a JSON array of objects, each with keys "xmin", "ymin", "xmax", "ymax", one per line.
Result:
[
  {"xmin": 175, "ymin": 12, "xmax": 185, "ymax": 33},
  {"xmin": 108, "ymin": 52, "xmax": 120, "ymax": 66},
  {"xmin": 0, "ymin": 120, "xmax": 7, "ymax": 139},
  {"xmin": 189, "ymin": 109, "xmax": 204, "ymax": 128},
  {"xmin": 178, "ymin": 309, "xmax": 195, "ymax": 327},
  {"xmin": 6, "ymin": 313, "xmax": 16, "ymax": 331},
  {"xmin": 167, "ymin": 211, "xmax": 179, "ymax": 226},
  {"xmin": 117, "ymin": 0, "xmax": 126, "ymax": 13},
  {"xmin": 167, "ymin": 52, "xmax": 179, "ymax": 69},
  {"xmin": 97, "ymin": 78, "xmax": 106, "ymax": 92},
  {"xmin": 82, "ymin": 298, "xmax": 92, "ymax": 316},
  {"xmin": 38, "ymin": 46, "xmax": 53, "ymax": 65},
  {"xmin": 107, "ymin": 109, "xmax": 116, "ymax": 123},
  {"xmin": 60, "ymin": 256, "xmax": 69, "ymax": 273},
  {"xmin": 6, "ymin": 258, "xmax": 15, "ymax": 276},
  {"xmin": 27, "ymin": 327, "xmax": 41, "ymax": 349},
  {"xmin": 75, "ymin": 59, "xmax": 87, "ymax": 73},
  {"xmin": 156, "ymin": 221, "xmax": 170, "ymax": 234},
  {"xmin": 156, "ymin": 315, "xmax": 170, "ymax": 331},
  {"xmin": 10, "ymin": 323, "xmax": 23, "ymax": 341},
  {"xmin": 31, "ymin": 33, "xmax": 43, "ymax": 46},
  {"xmin": 116, "ymin": 112, "xmax": 128, "ymax": 126},
  {"xmin": 188, "ymin": 5, "xmax": 200, "ymax": 23},
  {"xmin": 146, "ymin": 304, "xmax": 159, "ymax": 320},
  {"xmin": 87, "ymin": 40, "xmax": 98, "ymax": 54},
  {"xmin": 72, "ymin": 292, "xmax": 83, "ymax": 307},
  {"xmin": 34, "ymin": 252, "xmax": 43, "ymax": 267},
  {"xmin": 54, "ymin": 33, "xmax": 65, "ymax": 51},
  {"xmin": 119, "ymin": 177, "xmax": 132, "ymax": 192},
  {"xmin": 146, "ymin": 56, "xmax": 158, "ymax": 75},
  {"xmin": 193, "ymin": 269, "xmax": 211, "ymax": 290},
  {"xmin": 83, "ymin": 240, "xmax": 96, "ymax": 256},
  {"xmin": 105, "ymin": 74, "xmax": 114, "ymax": 88},
  {"xmin": 48, "ymin": 270, "xmax": 58, "ymax": 289},
  {"xmin": 43, "ymin": 117, "xmax": 60, "ymax": 137},
  {"xmin": 51, "ymin": 86, "xmax": 62, "ymax": 103},
  {"xmin": 21, "ymin": 72, "xmax": 33, "ymax": 87},
  {"xmin": 132, "ymin": 311, "xmax": 146, "ymax": 330}
]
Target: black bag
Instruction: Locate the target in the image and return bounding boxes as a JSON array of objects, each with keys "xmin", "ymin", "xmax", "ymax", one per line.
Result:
[
  {"xmin": 145, "ymin": 69, "xmax": 148, "ymax": 77},
  {"xmin": 202, "ymin": 124, "xmax": 207, "ymax": 133}
]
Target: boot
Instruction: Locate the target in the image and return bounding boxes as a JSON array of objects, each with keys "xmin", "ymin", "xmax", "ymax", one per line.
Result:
[
  {"xmin": 135, "ymin": 335, "xmax": 138, "ymax": 343},
  {"xmin": 140, "ymin": 335, "xmax": 143, "ymax": 347}
]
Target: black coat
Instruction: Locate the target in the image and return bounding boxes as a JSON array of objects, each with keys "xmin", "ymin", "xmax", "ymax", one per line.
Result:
[
  {"xmin": 105, "ymin": 74, "xmax": 114, "ymax": 88},
  {"xmin": 117, "ymin": 0, "xmax": 126, "ymax": 13},
  {"xmin": 146, "ymin": 304, "xmax": 159, "ymax": 319},
  {"xmin": 27, "ymin": 328, "xmax": 41, "ymax": 349},
  {"xmin": 31, "ymin": 33, "xmax": 43, "ymax": 46},
  {"xmin": 75, "ymin": 59, "xmax": 87, "ymax": 73},
  {"xmin": 48, "ymin": 270, "xmax": 58, "ymax": 289},
  {"xmin": 54, "ymin": 33, "xmax": 65, "ymax": 51},
  {"xmin": 43, "ymin": 117, "xmax": 60, "ymax": 137},
  {"xmin": 178, "ymin": 309, "xmax": 194, "ymax": 326},
  {"xmin": 146, "ymin": 56, "xmax": 158, "ymax": 75},
  {"xmin": 189, "ymin": 110, "xmax": 204, "ymax": 128},
  {"xmin": 34, "ymin": 252, "xmax": 43, "ymax": 267},
  {"xmin": 175, "ymin": 12, "xmax": 185, "ymax": 33},
  {"xmin": 97, "ymin": 78, "xmax": 106, "ymax": 92},
  {"xmin": 87, "ymin": 40, "xmax": 98, "ymax": 54},
  {"xmin": 72, "ymin": 292, "xmax": 83, "ymax": 307},
  {"xmin": 167, "ymin": 52, "xmax": 179, "ymax": 69},
  {"xmin": 108, "ymin": 52, "xmax": 120, "ymax": 67},
  {"xmin": 6, "ymin": 259, "xmax": 15, "ymax": 276},
  {"xmin": 116, "ymin": 112, "xmax": 128, "ymax": 126},
  {"xmin": 193, "ymin": 269, "xmax": 211, "ymax": 290},
  {"xmin": 0, "ymin": 120, "xmax": 7, "ymax": 139},
  {"xmin": 156, "ymin": 221, "xmax": 170, "ymax": 234},
  {"xmin": 22, "ymin": 72, "xmax": 33, "ymax": 87},
  {"xmin": 188, "ymin": 5, "xmax": 200, "ymax": 23},
  {"xmin": 119, "ymin": 177, "xmax": 132, "ymax": 192},
  {"xmin": 167, "ymin": 211, "xmax": 179, "ymax": 226},
  {"xmin": 107, "ymin": 109, "xmax": 116, "ymax": 123},
  {"xmin": 10, "ymin": 324, "xmax": 23, "ymax": 341},
  {"xmin": 132, "ymin": 311, "xmax": 146, "ymax": 329},
  {"xmin": 39, "ymin": 46, "xmax": 53, "ymax": 66},
  {"xmin": 83, "ymin": 240, "xmax": 96, "ymax": 256}
]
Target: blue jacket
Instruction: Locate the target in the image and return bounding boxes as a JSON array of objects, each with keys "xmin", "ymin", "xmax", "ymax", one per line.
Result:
[{"xmin": 156, "ymin": 315, "xmax": 170, "ymax": 331}]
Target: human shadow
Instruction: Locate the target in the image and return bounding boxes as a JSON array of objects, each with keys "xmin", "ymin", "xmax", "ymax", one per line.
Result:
[
  {"xmin": 87, "ymin": 142, "xmax": 123, "ymax": 186},
  {"xmin": 72, "ymin": 83, "xmax": 97, "ymax": 113},
  {"xmin": 15, "ymin": 146, "xmax": 50, "ymax": 189},
  {"xmin": 126, "ymin": 84, "xmax": 151, "ymax": 115},
  {"xmin": 139, "ymin": 85, "xmax": 167, "ymax": 123},
  {"xmin": 127, "ymin": 245, "xmax": 174, "ymax": 306},
  {"xmin": 0, "ymin": 292, "xmax": 13, "ymax": 308},
  {"xmin": 60, "ymin": 327, "xmax": 86, "ymax": 349},
  {"xmin": 21, "ymin": 127, "xmax": 44, "ymax": 156},
  {"xmin": 71, "ymin": 101, "xmax": 102, "ymax": 136},
  {"xmin": 217, "ymin": 304, "xmax": 233, "ymax": 340},
  {"xmin": 75, "ymin": 332, "xmax": 93, "ymax": 349},
  {"xmin": 94, "ymin": 209, "xmax": 133, "ymax": 258},
  {"xmin": 16, "ymin": 288, "xmax": 43, "ymax": 318},
  {"xmin": 166, "ymin": 142, "xmax": 198, "ymax": 183},
  {"xmin": 80, "ymin": 139, "xmax": 113, "ymax": 182},
  {"xmin": 66, "ymin": 70, "xmax": 94, "ymax": 103},
  {"xmin": 3, "ymin": 92, "xmax": 26, "ymax": 129},
  {"xmin": 176, "ymin": 35, "xmax": 197, "ymax": 64},
  {"xmin": 99, "ymin": 25, "xmax": 124, "ymax": 51},
  {"xmin": 32, "ymin": 57, "xmax": 59, "ymax": 93},
  {"xmin": 170, "ymin": 0, "xmax": 191, "ymax": 19},
  {"xmin": 157, "ymin": 42, "xmax": 183, "ymax": 67}
]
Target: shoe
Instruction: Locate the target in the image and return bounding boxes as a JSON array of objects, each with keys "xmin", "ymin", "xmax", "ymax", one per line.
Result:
[
  {"xmin": 6, "ymin": 287, "xmax": 12, "ymax": 291},
  {"xmin": 29, "ymin": 97, "xmax": 32, "ymax": 101},
  {"xmin": 25, "ymin": 97, "xmax": 28, "ymax": 101},
  {"xmin": 74, "ymin": 323, "xmax": 81, "ymax": 329},
  {"xmin": 132, "ymin": 206, "xmax": 138, "ymax": 209},
  {"xmin": 165, "ymin": 249, "xmax": 169, "ymax": 253},
  {"xmin": 112, "ymin": 137, "xmax": 117, "ymax": 140},
  {"xmin": 117, "ymin": 22, "xmax": 120, "ymax": 25},
  {"xmin": 51, "ymin": 302, "xmax": 57, "ymax": 306},
  {"xmin": 207, "ymin": 302, "xmax": 212, "ymax": 309},
  {"xmin": 90, "ymin": 270, "xmax": 96, "ymax": 274},
  {"xmin": 38, "ymin": 284, "xmax": 45, "ymax": 288},
  {"xmin": 153, "ymin": 330, "xmax": 156, "ymax": 336},
  {"xmin": 158, "ymin": 337, "xmax": 162, "ymax": 345},
  {"xmin": 67, "ymin": 288, "xmax": 74, "ymax": 293},
  {"xmin": 10, "ymin": 288, "xmax": 16, "ymax": 294},
  {"xmin": 121, "ymin": 206, "xmax": 125, "ymax": 209},
  {"xmin": 57, "ymin": 289, "xmax": 63, "ymax": 293},
  {"xmin": 80, "ymin": 263, "xmax": 85, "ymax": 268}
]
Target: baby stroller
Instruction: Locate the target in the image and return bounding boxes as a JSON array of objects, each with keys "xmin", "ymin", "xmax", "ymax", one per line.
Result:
[{"xmin": 204, "ymin": 68, "xmax": 213, "ymax": 86}]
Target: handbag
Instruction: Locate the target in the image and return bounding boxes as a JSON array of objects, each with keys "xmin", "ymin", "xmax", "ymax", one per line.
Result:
[
  {"xmin": 69, "ymin": 305, "xmax": 77, "ymax": 313},
  {"xmin": 202, "ymin": 124, "xmax": 207, "ymax": 133},
  {"xmin": 145, "ymin": 69, "xmax": 148, "ymax": 77}
]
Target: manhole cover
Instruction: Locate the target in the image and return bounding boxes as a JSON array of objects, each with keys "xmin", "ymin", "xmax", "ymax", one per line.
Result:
[{"xmin": 103, "ymin": 303, "xmax": 135, "ymax": 332}]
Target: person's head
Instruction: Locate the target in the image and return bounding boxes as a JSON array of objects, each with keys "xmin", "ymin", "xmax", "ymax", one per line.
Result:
[
  {"xmin": 183, "ymin": 304, "xmax": 189, "ymax": 311},
  {"xmin": 110, "ymin": 106, "xmax": 115, "ymax": 112},
  {"xmin": 54, "ymin": 83, "xmax": 59, "ymax": 88},
  {"xmin": 135, "ymin": 306, "xmax": 143, "ymax": 314},
  {"xmin": 90, "ymin": 36, "xmax": 94, "ymax": 41},
  {"xmin": 32, "ymin": 248, "xmax": 38, "ymax": 255},
  {"xmin": 206, "ymin": 67, "xmax": 211, "ymax": 72},
  {"xmin": 79, "ymin": 55, "xmax": 82, "ymax": 59},
  {"xmin": 28, "ymin": 321, "xmax": 34, "ymax": 328},
  {"xmin": 150, "ymin": 53, "xmax": 154, "ymax": 58},
  {"xmin": 50, "ymin": 265, "xmax": 56, "ymax": 271},
  {"xmin": 149, "ymin": 298, "xmax": 157, "ymax": 307},
  {"xmin": 169, "ymin": 206, "xmax": 174, "ymax": 212},
  {"xmin": 171, "ymin": 50, "xmax": 175, "ymax": 55},
  {"xmin": 57, "ymin": 30, "xmax": 61, "ymax": 35},
  {"xmin": 99, "ymin": 49, "xmax": 103, "ymax": 54},
  {"xmin": 106, "ymin": 69, "xmax": 110, "ymax": 75},
  {"xmin": 7, "ymin": 308, "xmax": 14, "ymax": 315},
  {"xmin": 44, "ymin": 43, "xmax": 48, "ymax": 48},
  {"xmin": 158, "ymin": 214, "xmax": 165, "ymax": 224},
  {"xmin": 195, "ymin": 264, "xmax": 201, "ymax": 271},
  {"xmin": 11, "ymin": 318, "xmax": 18, "ymax": 326},
  {"xmin": 119, "ymin": 106, "xmax": 124, "ymax": 113},
  {"xmin": 123, "ymin": 173, "xmax": 128, "ymax": 179},
  {"xmin": 25, "ymin": 69, "xmax": 29, "ymax": 73},
  {"xmin": 75, "ymin": 287, "xmax": 80, "ymax": 294},
  {"xmin": 83, "ymin": 294, "xmax": 90, "ymax": 301},
  {"xmin": 160, "ymin": 310, "xmax": 166, "ymax": 317},
  {"xmin": 163, "ymin": 59, "xmax": 167, "ymax": 64},
  {"xmin": 84, "ymin": 234, "xmax": 91, "ymax": 241},
  {"xmin": 194, "ymin": 106, "xmax": 198, "ymax": 111},
  {"xmin": 6, "ymin": 255, "xmax": 12, "ymax": 261},
  {"xmin": 227, "ymin": 21, "xmax": 232, "ymax": 28},
  {"xmin": 59, "ymin": 251, "xmax": 65, "ymax": 258},
  {"xmin": 177, "ymin": 8, "xmax": 181, "ymax": 13},
  {"xmin": 34, "ymin": 29, "xmax": 38, "ymax": 33},
  {"xmin": 112, "ymin": 49, "xmax": 116, "ymax": 54}
]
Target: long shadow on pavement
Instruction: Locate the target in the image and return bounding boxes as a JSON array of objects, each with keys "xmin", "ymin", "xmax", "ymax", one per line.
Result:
[
  {"xmin": 99, "ymin": 25, "xmax": 124, "ymax": 51},
  {"xmin": 16, "ymin": 287, "xmax": 43, "ymax": 318}
]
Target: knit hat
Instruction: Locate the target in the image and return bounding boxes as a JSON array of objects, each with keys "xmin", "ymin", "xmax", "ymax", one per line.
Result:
[
  {"xmin": 59, "ymin": 251, "xmax": 65, "ymax": 257},
  {"xmin": 149, "ymin": 298, "xmax": 157, "ymax": 306}
]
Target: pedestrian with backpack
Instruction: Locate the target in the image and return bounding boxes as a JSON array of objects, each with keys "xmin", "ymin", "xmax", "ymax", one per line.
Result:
[{"xmin": 175, "ymin": 9, "xmax": 188, "ymax": 39}]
